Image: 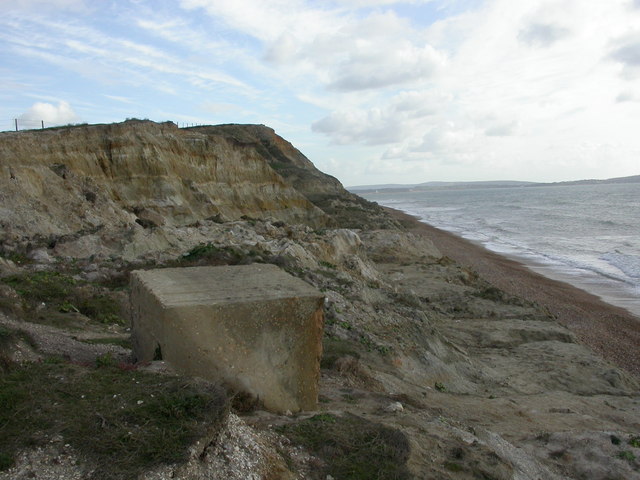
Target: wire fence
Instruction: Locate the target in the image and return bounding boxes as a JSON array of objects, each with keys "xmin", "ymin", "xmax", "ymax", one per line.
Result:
[
  {"xmin": 10, "ymin": 118, "xmax": 46, "ymax": 131},
  {"xmin": 176, "ymin": 122, "xmax": 207, "ymax": 128},
  {"xmin": 6, "ymin": 119, "xmax": 209, "ymax": 132}
]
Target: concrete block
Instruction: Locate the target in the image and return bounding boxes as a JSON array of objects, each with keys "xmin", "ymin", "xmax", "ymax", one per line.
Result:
[{"xmin": 130, "ymin": 264, "xmax": 324, "ymax": 413}]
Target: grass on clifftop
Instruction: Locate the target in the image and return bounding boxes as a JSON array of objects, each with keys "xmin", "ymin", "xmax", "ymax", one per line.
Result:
[
  {"xmin": 0, "ymin": 359, "xmax": 228, "ymax": 478},
  {"xmin": 277, "ymin": 412, "xmax": 411, "ymax": 480}
]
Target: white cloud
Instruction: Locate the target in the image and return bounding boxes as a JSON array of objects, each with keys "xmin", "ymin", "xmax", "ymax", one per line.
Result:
[
  {"xmin": 313, "ymin": 110, "xmax": 409, "ymax": 145},
  {"xmin": 329, "ymin": 0, "xmax": 434, "ymax": 6},
  {"xmin": 518, "ymin": 22, "xmax": 570, "ymax": 47},
  {"xmin": 312, "ymin": 90, "xmax": 443, "ymax": 144},
  {"xmin": 103, "ymin": 95, "xmax": 135, "ymax": 104},
  {"xmin": 0, "ymin": 14, "xmax": 253, "ymax": 95},
  {"xmin": 181, "ymin": 2, "xmax": 446, "ymax": 92},
  {"xmin": 610, "ymin": 33, "xmax": 640, "ymax": 77},
  {"xmin": 18, "ymin": 101, "xmax": 79, "ymax": 127},
  {"xmin": 383, "ymin": 122, "xmax": 482, "ymax": 165},
  {"xmin": 328, "ymin": 43, "xmax": 445, "ymax": 91},
  {"xmin": 484, "ymin": 119, "xmax": 519, "ymax": 137},
  {"xmin": 616, "ymin": 91, "xmax": 636, "ymax": 102},
  {"xmin": 179, "ymin": 0, "xmax": 323, "ymax": 42},
  {"xmin": 310, "ymin": 0, "xmax": 640, "ymax": 183}
]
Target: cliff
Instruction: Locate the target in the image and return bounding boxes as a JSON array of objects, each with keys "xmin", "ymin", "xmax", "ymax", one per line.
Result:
[
  {"xmin": 0, "ymin": 120, "xmax": 337, "ymax": 255},
  {"xmin": 192, "ymin": 123, "xmax": 397, "ymax": 229}
]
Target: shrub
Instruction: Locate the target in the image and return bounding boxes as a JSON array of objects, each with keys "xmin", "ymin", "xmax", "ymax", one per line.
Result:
[
  {"xmin": 618, "ymin": 450, "xmax": 636, "ymax": 462},
  {"xmin": 277, "ymin": 413, "xmax": 411, "ymax": 480},
  {"xmin": 1, "ymin": 272, "xmax": 125, "ymax": 326},
  {"xmin": 180, "ymin": 243, "xmax": 265, "ymax": 266},
  {"xmin": 0, "ymin": 361, "xmax": 228, "ymax": 478}
]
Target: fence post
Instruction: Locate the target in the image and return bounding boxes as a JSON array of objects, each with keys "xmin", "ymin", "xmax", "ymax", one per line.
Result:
[
  {"xmin": 15, "ymin": 119, "xmax": 18, "ymax": 131},
  {"xmin": 41, "ymin": 120, "xmax": 44, "ymax": 129}
]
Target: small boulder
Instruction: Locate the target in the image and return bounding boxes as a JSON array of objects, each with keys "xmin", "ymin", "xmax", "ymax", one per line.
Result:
[
  {"xmin": 384, "ymin": 401, "xmax": 404, "ymax": 413},
  {"xmin": 27, "ymin": 248, "xmax": 54, "ymax": 264}
]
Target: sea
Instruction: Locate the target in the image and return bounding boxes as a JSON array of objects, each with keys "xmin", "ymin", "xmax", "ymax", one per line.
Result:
[{"xmin": 361, "ymin": 182, "xmax": 640, "ymax": 318}]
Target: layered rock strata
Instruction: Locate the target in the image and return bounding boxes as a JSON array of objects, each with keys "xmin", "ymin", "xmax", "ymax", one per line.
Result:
[{"xmin": 0, "ymin": 120, "xmax": 331, "ymax": 255}]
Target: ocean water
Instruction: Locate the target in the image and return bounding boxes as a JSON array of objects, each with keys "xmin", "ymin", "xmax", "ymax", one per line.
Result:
[{"xmin": 361, "ymin": 183, "xmax": 640, "ymax": 318}]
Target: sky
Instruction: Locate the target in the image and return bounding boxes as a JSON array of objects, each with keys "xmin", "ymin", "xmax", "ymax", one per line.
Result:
[{"xmin": 2, "ymin": 0, "xmax": 640, "ymax": 186}]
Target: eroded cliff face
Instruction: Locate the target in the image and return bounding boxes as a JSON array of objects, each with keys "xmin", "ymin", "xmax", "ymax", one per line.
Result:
[
  {"xmin": 0, "ymin": 120, "xmax": 333, "ymax": 255},
  {"xmin": 192, "ymin": 124, "xmax": 397, "ymax": 230}
]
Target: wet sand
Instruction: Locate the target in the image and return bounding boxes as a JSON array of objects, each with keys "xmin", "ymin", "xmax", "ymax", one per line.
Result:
[{"xmin": 386, "ymin": 207, "xmax": 640, "ymax": 378}]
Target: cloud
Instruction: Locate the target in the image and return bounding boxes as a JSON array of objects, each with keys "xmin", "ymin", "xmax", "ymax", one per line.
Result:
[
  {"xmin": 319, "ymin": 0, "xmax": 640, "ymax": 182},
  {"xmin": 616, "ymin": 91, "xmax": 636, "ymax": 102},
  {"xmin": 413, "ymin": 123, "xmax": 476, "ymax": 155},
  {"xmin": 328, "ymin": 43, "xmax": 445, "ymax": 91},
  {"xmin": 1, "ymin": 14, "xmax": 253, "ymax": 95},
  {"xmin": 518, "ymin": 22, "xmax": 570, "ymax": 47},
  {"xmin": 485, "ymin": 120, "xmax": 518, "ymax": 137},
  {"xmin": 380, "ymin": 122, "xmax": 483, "ymax": 168},
  {"xmin": 18, "ymin": 101, "xmax": 79, "ymax": 127},
  {"xmin": 329, "ymin": 0, "xmax": 434, "ymax": 6},
  {"xmin": 103, "ymin": 94, "xmax": 135, "ymax": 104},
  {"xmin": 312, "ymin": 110, "xmax": 408, "ymax": 145},
  {"xmin": 264, "ymin": 33, "xmax": 299, "ymax": 64},
  {"xmin": 182, "ymin": 2, "xmax": 446, "ymax": 92},
  {"xmin": 610, "ymin": 37, "xmax": 640, "ymax": 67},
  {"xmin": 609, "ymin": 33, "xmax": 640, "ymax": 79},
  {"xmin": 312, "ymin": 90, "xmax": 443, "ymax": 144},
  {"xmin": 317, "ymin": 12, "xmax": 447, "ymax": 92}
]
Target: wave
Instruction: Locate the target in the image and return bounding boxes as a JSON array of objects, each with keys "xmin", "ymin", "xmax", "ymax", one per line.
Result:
[
  {"xmin": 413, "ymin": 214, "xmax": 640, "ymax": 288},
  {"xmin": 601, "ymin": 252, "xmax": 640, "ymax": 280}
]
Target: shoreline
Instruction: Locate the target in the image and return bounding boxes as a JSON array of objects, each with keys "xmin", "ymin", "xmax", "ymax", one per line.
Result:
[{"xmin": 385, "ymin": 206, "xmax": 640, "ymax": 378}]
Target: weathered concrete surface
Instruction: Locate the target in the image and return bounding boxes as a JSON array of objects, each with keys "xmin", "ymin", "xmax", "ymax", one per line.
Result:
[{"xmin": 131, "ymin": 264, "xmax": 324, "ymax": 413}]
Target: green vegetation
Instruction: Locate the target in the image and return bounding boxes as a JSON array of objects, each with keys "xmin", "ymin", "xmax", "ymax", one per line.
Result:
[
  {"xmin": 2, "ymin": 271, "xmax": 75, "ymax": 305},
  {"xmin": 180, "ymin": 242, "xmax": 266, "ymax": 266},
  {"xmin": 434, "ymin": 382, "xmax": 447, "ymax": 392},
  {"xmin": 277, "ymin": 413, "xmax": 411, "ymax": 480},
  {"xmin": 0, "ymin": 361, "xmax": 228, "ymax": 478},
  {"xmin": 472, "ymin": 286, "xmax": 505, "ymax": 303},
  {"xmin": 0, "ymin": 251, "xmax": 31, "ymax": 265},
  {"xmin": 1, "ymin": 271, "xmax": 125, "ymax": 325},
  {"xmin": 314, "ymin": 267, "xmax": 353, "ymax": 296},
  {"xmin": 618, "ymin": 450, "xmax": 636, "ymax": 462},
  {"xmin": 321, "ymin": 337, "xmax": 361, "ymax": 369},
  {"xmin": 0, "ymin": 325, "xmax": 11, "ymax": 341},
  {"xmin": 472, "ymin": 284, "xmax": 531, "ymax": 307},
  {"xmin": 444, "ymin": 461, "xmax": 463, "ymax": 472},
  {"xmin": 359, "ymin": 334, "xmax": 391, "ymax": 356},
  {"xmin": 629, "ymin": 436, "xmax": 640, "ymax": 448},
  {"xmin": 0, "ymin": 326, "xmax": 36, "ymax": 371},
  {"xmin": 319, "ymin": 260, "xmax": 337, "ymax": 270},
  {"xmin": 80, "ymin": 336, "xmax": 132, "ymax": 349}
]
